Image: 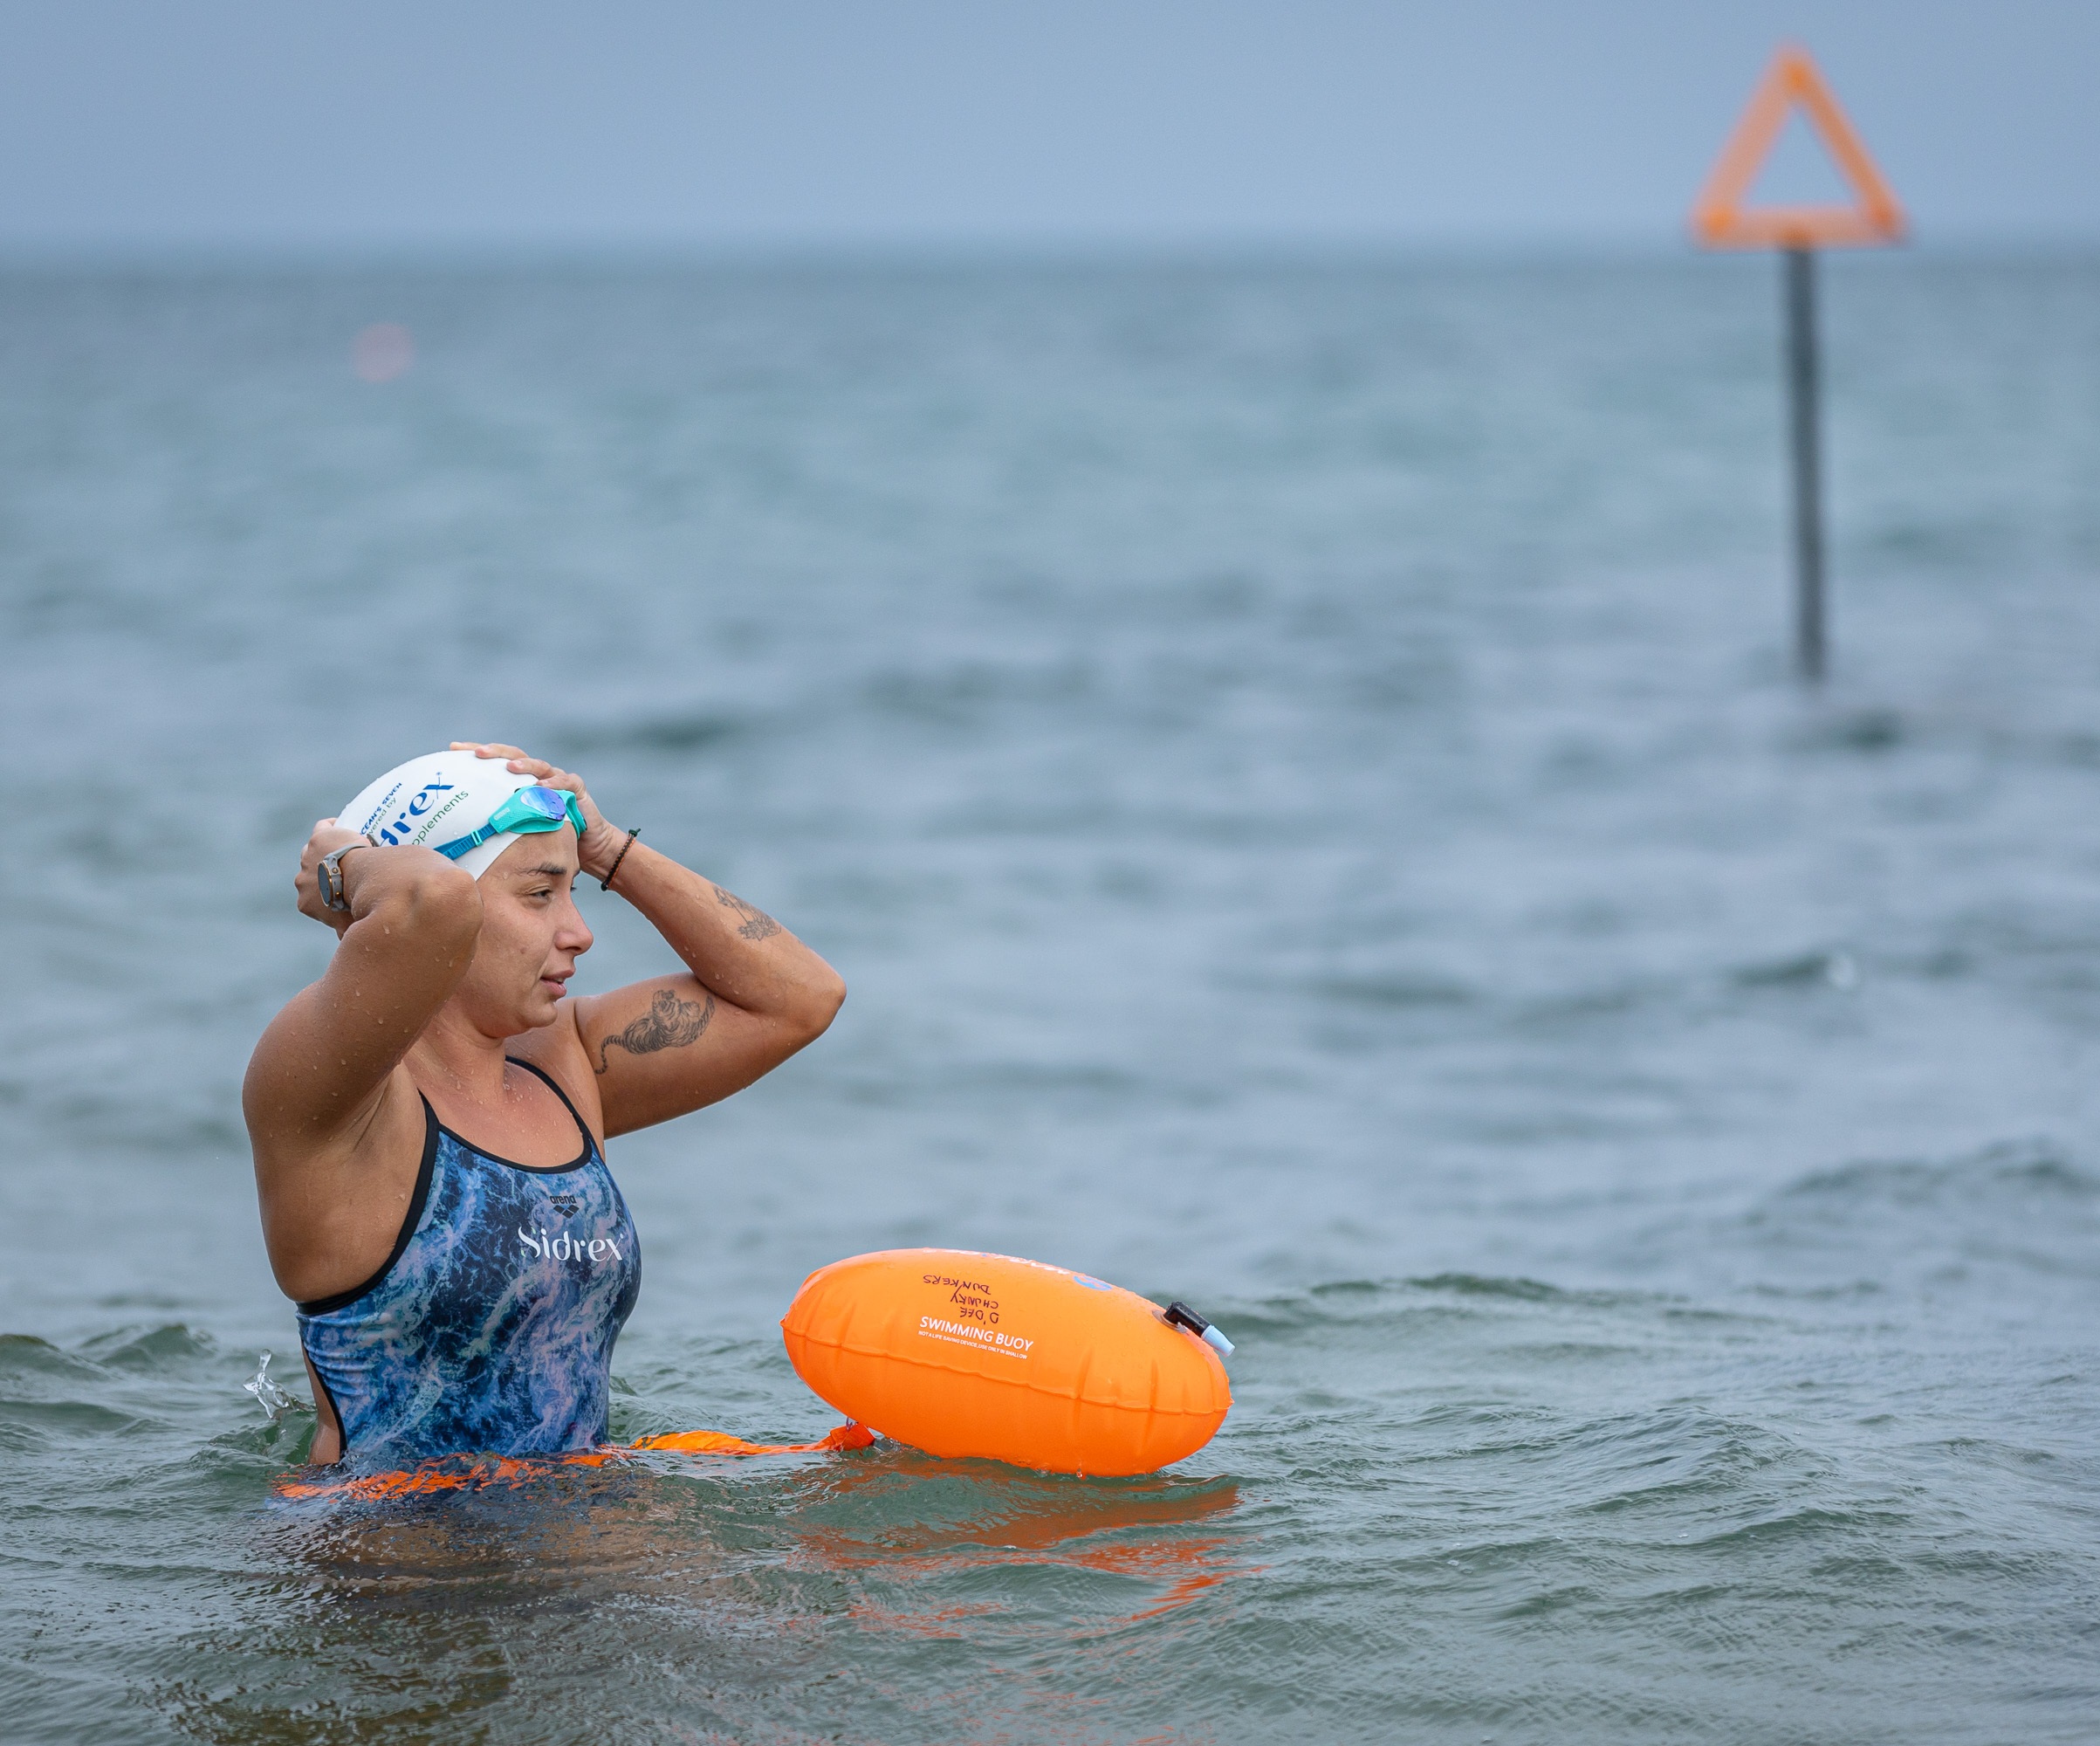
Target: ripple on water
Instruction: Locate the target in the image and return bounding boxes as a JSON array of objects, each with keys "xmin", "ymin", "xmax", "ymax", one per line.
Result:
[
  {"xmin": 0, "ymin": 1248, "xmax": 2092, "ymax": 1745},
  {"xmin": 9, "ymin": 257, "xmax": 2100, "ymax": 1743}
]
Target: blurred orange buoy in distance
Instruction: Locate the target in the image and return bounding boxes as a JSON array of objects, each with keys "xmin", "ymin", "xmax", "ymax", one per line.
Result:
[
  {"xmin": 781, "ymin": 1248, "xmax": 1232, "ymax": 1476},
  {"xmin": 352, "ymin": 323, "xmax": 414, "ymax": 382}
]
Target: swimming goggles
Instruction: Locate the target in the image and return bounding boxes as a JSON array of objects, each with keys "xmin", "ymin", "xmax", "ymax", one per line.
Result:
[{"xmin": 432, "ymin": 786, "xmax": 588, "ymax": 861}]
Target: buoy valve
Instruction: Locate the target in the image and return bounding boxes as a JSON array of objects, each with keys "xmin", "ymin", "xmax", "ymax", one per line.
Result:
[{"xmin": 1163, "ymin": 1300, "xmax": 1235, "ymax": 1357}]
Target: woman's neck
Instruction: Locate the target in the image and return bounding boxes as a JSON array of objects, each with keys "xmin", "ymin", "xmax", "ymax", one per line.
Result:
[{"xmin": 407, "ymin": 1007, "xmax": 515, "ymax": 1104}]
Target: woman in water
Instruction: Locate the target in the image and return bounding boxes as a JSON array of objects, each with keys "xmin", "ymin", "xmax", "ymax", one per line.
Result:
[{"xmin": 244, "ymin": 741, "xmax": 845, "ymax": 1467}]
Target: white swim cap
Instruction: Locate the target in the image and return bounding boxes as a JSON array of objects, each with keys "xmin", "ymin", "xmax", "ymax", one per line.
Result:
[{"xmin": 338, "ymin": 750, "xmax": 547, "ymax": 879}]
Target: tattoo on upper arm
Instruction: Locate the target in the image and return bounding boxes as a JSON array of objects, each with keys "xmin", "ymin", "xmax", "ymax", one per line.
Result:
[
  {"xmin": 714, "ymin": 884, "xmax": 782, "ymax": 940},
  {"xmin": 595, "ymin": 988, "xmax": 716, "ymax": 1076}
]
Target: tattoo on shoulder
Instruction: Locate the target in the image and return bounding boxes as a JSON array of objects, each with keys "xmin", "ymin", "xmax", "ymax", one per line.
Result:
[
  {"xmin": 714, "ymin": 883, "xmax": 782, "ymax": 940},
  {"xmin": 595, "ymin": 988, "xmax": 716, "ymax": 1076}
]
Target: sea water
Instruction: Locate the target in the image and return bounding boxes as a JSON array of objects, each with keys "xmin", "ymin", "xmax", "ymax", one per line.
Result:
[{"xmin": 2, "ymin": 252, "xmax": 2097, "ymax": 1743}]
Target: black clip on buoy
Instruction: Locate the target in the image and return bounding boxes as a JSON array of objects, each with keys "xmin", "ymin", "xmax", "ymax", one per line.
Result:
[{"xmin": 1163, "ymin": 1300, "xmax": 1235, "ymax": 1357}]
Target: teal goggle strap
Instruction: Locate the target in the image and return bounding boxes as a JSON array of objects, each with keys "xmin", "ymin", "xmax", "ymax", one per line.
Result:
[{"xmin": 432, "ymin": 787, "xmax": 588, "ymax": 862}]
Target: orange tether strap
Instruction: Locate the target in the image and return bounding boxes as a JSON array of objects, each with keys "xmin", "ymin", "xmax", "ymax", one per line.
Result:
[
  {"xmin": 271, "ymin": 1421, "xmax": 874, "ymax": 1503},
  {"xmin": 628, "ymin": 1421, "xmax": 875, "ymax": 1457}
]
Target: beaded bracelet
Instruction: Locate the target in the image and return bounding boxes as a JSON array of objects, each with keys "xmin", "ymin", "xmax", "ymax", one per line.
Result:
[{"xmin": 600, "ymin": 827, "xmax": 640, "ymax": 892}]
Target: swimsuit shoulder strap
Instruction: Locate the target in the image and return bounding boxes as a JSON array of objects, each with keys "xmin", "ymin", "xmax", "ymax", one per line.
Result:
[
  {"xmin": 506, "ymin": 1055, "xmax": 599, "ymax": 1157},
  {"xmin": 296, "ymin": 1097, "xmax": 441, "ymax": 1316}
]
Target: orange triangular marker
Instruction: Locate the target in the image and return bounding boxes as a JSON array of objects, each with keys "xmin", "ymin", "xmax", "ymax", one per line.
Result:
[{"xmin": 1692, "ymin": 46, "xmax": 1905, "ymax": 250}]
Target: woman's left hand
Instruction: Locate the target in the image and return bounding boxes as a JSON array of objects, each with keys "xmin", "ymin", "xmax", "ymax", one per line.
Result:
[{"xmin": 450, "ymin": 741, "xmax": 628, "ymax": 881}]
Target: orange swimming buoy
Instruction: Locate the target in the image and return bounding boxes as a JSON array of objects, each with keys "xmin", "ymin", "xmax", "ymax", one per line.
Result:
[{"xmin": 780, "ymin": 1248, "xmax": 1233, "ymax": 1476}]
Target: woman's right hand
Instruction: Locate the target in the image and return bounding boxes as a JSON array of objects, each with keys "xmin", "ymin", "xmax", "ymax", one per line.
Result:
[
  {"xmin": 296, "ymin": 819, "xmax": 371, "ymax": 932},
  {"xmin": 249, "ymin": 817, "xmax": 485, "ymax": 1302}
]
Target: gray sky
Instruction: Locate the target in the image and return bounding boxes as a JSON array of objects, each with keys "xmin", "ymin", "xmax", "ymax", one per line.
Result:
[{"xmin": 0, "ymin": 1, "xmax": 2091, "ymax": 251}]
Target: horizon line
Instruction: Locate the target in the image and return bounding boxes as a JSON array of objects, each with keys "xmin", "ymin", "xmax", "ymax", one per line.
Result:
[{"xmin": 0, "ymin": 226, "xmax": 2093, "ymax": 273}]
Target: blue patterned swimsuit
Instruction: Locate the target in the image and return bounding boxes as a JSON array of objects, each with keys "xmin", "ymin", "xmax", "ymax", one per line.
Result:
[{"xmin": 298, "ymin": 1060, "xmax": 641, "ymax": 1465}]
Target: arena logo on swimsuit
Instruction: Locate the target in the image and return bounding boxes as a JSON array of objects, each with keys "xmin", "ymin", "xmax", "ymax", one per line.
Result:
[{"xmin": 517, "ymin": 1226, "xmax": 624, "ymax": 1264}]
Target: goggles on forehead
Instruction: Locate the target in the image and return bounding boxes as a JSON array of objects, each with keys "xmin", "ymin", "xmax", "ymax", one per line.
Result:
[{"xmin": 432, "ymin": 786, "xmax": 587, "ymax": 862}]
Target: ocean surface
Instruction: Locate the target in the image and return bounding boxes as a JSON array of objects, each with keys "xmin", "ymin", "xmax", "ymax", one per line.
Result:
[{"xmin": 2, "ymin": 251, "xmax": 2097, "ymax": 1743}]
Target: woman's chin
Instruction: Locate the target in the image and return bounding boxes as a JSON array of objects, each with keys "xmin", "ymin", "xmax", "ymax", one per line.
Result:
[{"xmin": 498, "ymin": 993, "xmax": 563, "ymax": 1034}]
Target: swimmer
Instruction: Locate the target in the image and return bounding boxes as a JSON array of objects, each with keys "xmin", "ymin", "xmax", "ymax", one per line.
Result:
[{"xmin": 243, "ymin": 742, "xmax": 846, "ymax": 1466}]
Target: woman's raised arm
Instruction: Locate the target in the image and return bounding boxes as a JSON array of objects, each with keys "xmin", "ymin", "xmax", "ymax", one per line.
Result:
[
  {"xmin": 457, "ymin": 744, "xmax": 847, "ymax": 1138},
  {"xmin": 242, "ymin": 823, "xmax": 484, "ymax": 1158},
  {"xmin": 566, "ymin": 842, "xmax": 847, "ymax": 1135}
]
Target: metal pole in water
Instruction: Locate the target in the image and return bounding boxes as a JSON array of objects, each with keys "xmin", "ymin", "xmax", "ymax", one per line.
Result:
[
  {"xmin": 1693, "ymin": 48, "xmax": 1904, "ymax": 683},
  {"xmin": 1782, "ymin": 246, "xmax": 1825, "ymax": 684}
]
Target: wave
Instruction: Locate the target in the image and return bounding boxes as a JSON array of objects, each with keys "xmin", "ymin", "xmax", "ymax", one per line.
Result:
[
  {"xmin": 552, "ymin": 710, "xmax": 751, "ymax": 755},
  {"xmin": 1727, "ymin": 1139, "xmax": 2100, "ymax": 1289},
  {"xmin": 0, "ymin": 1324, "xmax": 313, "ymax": 1470},
  {"xmin": 1181, "ymin": 1273, "xmax": 1701, "ymax": 1361},
  {"xmin": 1769, "ymin": 1141, "xmax": 2100, "ymax": 1206}
]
